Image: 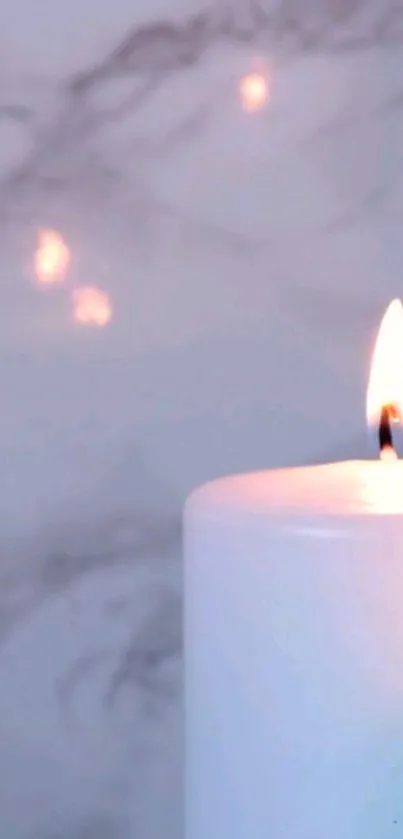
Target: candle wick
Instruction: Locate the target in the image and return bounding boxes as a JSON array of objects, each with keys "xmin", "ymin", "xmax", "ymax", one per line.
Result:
[{"xmin": 379, "ymin": 404, "xmax": 399, "ymax": 459}]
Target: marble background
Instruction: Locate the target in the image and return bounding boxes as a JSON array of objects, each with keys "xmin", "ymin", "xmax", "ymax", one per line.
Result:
[{"xmin": 0, "ymin": 1, "xmax": 402, "ymax": 836}]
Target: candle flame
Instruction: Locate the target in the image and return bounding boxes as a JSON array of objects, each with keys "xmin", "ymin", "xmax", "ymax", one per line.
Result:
[{"xmin": 366, "ymin": 298, "xmax": 403, "ymax": 453}]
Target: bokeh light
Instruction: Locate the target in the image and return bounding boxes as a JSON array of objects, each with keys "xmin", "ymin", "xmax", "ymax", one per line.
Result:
[
  {"xmin": 239, "ymin": 70, "xmax": 269, "ymax": 112},
  {"xmin": 34, "ymin": 228, "xmax": 70, "ymax": 285},
  {"xmin": 73, "ymin": 286, "xmax": 112, "ymax": 327}
]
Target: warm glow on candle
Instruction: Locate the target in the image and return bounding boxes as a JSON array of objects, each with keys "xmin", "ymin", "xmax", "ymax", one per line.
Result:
[
  {"xmin": 34, "ymin": 228, "xmax": 70, "ymax": 285},
  {"xmin": 72, "ymin": 286, "xmax": 112, "ymax": 326},
  {"xmin": 366, "ymin": 299, "xmax": 403, "ymax": 455}
]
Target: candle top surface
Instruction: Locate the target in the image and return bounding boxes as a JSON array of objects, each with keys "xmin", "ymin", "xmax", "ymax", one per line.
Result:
[{"xmin": 186, "ymin": 460, "xmax": 403, "ymax": 518}]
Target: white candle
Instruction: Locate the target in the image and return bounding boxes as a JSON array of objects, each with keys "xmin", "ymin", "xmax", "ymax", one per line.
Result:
[{"xmin": 184, "ymin": 299, "xmax": 403, "ymax": 839}]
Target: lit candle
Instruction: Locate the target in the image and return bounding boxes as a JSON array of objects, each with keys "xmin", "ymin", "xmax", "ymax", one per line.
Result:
[{"xmin": 184, "ymin": 299, "xmax": 403, "ymax": 838}]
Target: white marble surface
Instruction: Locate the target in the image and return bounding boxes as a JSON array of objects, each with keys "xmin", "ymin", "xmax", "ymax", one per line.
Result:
[{"xmin": 0, "ymin": 1, "xmax": 403, "ymax": 836}]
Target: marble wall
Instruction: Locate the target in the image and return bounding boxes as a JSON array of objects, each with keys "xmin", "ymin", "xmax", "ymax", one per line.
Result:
[{"xmin": 0, "ymin": 2, "xmax": 402, "ymax": 836}]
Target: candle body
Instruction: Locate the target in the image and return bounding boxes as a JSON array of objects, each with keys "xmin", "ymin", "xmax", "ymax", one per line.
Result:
[{"xmin": 184, "ymin": 463, "xmax": 403, "ymax": 839}]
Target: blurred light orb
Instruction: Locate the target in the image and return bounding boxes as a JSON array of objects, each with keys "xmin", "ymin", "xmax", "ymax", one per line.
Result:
[
  {"xmin": 239, "ymin": 71, "xmax": 269, "ymax": 112},
  {"xmin": 34, "ymin": 228, "xmax": 70, "ymax": 285},
  {"xmin": 73, "ymin": 286, "xmax": 112, "ymax": 327}
]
